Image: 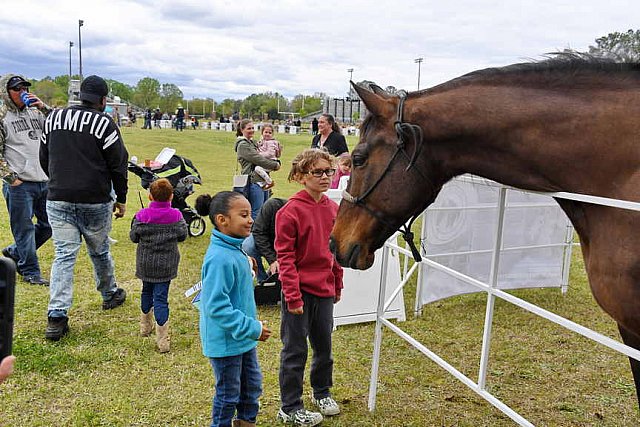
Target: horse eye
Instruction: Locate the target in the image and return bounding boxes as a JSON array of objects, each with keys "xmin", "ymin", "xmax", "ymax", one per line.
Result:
[{"xmin": 352, "ymin": 154, "xmax": 366, "ymax": 167}]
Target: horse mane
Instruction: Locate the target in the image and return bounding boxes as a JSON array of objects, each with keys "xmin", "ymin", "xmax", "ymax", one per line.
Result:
[
  {"xmin": 421, "ymin": 52, "xmax": 640, "ymax": 95},
  {"xmin": 358, "ymin": 52, "xmax": 640, "ymax": 136}
]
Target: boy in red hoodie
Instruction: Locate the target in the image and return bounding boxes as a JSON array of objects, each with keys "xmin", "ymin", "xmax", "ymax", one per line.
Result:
[{"xmin": 275, "ymin": 149, "xmax": 344, "ymax": 426}]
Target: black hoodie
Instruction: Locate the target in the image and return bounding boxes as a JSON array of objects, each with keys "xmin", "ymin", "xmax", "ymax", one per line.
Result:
[{"xmin": 39, "ymin": 104, "xmax": 128, "ymax": 204}]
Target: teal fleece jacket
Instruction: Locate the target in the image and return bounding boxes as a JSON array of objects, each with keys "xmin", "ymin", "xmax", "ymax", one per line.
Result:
[{"xmin": 199, "ymin": 229, "xmax": 262, "ymax": 358}]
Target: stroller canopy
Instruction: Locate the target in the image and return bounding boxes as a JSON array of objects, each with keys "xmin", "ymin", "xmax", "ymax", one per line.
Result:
[{"xmin": 134, "ymin": 155, "xmax": 201, "ymax": 189}]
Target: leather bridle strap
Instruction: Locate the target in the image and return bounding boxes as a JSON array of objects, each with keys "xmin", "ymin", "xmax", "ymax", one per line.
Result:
[{"xmin": 341, "ymin": 91, "xmax": 428, "ymax": 262}]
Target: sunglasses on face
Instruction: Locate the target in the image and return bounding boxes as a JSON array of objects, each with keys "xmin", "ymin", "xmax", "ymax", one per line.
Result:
[
  {"xmin": 307, "ymin": 168, "xmax": 336, "ymax": 178},
  {"xmin": 9, "ymin": 86, "xmax": 27, "ymax": 92}
]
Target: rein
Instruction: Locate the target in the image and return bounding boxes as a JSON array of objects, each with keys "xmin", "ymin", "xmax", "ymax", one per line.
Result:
[{"xmin": 342, "ymin": 91, "xmax": 432, "ymax": 262}]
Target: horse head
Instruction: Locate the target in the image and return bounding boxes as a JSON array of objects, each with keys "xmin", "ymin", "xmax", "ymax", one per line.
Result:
[{"xmin": 330, "ymin": 83, "xmax": 444, "ymax": 270}]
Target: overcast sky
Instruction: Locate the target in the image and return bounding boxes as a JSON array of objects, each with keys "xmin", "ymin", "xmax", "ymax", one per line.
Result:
[{"xmin": 2, "ymin": 0, "xmax": 638, "ymax": 101}]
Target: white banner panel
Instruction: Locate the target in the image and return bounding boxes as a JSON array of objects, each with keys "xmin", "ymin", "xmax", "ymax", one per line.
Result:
[
  {"xmin": 418, "ymin": 176, "xmax": 573, "ymax": 307},
  {"xmin": 325, "ymin": 189, "xmax": 406, "ymax": 327}
]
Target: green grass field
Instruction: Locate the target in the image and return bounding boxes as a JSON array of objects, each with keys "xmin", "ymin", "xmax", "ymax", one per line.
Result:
[{"xmin": 1, "ymin": 126, "xmax": 638, "ymax": 426}]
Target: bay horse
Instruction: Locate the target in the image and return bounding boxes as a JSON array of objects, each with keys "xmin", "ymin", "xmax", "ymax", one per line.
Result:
[{"xmin": 329, "ymin": 53, "xmax": 640, "ymax": 408}]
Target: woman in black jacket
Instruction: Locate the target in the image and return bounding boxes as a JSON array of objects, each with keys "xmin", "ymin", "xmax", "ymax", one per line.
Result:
[{"xmin": 310, "ymin": 114, "xmax": 348, "ymax": 156}]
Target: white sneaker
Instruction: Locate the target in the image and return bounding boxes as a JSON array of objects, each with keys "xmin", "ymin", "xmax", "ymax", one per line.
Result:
[
  {"xmin": 310, "ymin": 395, "xmax": 340, "ymax": 416},
  {"xmin": 276, "ymin": 408, "xmax": 323, "ymax": 426}
]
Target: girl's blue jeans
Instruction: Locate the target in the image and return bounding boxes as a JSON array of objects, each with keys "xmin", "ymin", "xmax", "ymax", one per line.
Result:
[
  {"xmin": 209, "ymin": 347, "xmax": 262, "ymax": 427},
  {"xmin": 141, "ymin": 281, "xmax": 170, "ymax": 325}
]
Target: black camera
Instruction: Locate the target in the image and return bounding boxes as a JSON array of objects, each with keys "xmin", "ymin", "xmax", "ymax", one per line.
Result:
[{"xmin": 0, "ymin": 256, "xmax": 16, "ymax": 359}]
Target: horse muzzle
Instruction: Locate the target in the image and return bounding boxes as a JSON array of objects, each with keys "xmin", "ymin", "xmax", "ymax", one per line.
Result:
[{"xmin": 330, "ymin": 236, "xmax": 375, "ymax": 270}]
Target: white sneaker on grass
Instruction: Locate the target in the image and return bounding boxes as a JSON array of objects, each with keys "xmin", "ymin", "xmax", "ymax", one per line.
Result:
[
  {"xmin": 310, "ymin": 395, "xmax": 340, "ymax": 416},
  {"xmin": 276, "ymin": 408, "xmax": 323, "ymax": 426}
]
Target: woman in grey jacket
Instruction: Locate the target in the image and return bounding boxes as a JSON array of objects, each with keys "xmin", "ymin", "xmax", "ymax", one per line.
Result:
[{"xmin": 234, "ymin": 119, "xmax": 280, "ymax": 219}]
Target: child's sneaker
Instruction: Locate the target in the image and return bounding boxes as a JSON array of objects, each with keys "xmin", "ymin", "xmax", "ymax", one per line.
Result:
[
  {"xmin": 310, "ymin": 395, "xmax": 340, "ymax": 416},
  {"xmin": 276, "ymin": 408, "xmax": 323, "ymax": 426}
]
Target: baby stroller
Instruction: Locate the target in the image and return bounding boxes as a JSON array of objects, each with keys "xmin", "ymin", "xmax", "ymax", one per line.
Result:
[{"xmin": 127, "ymin": 154, "xmax": 206, "ymax": 237}]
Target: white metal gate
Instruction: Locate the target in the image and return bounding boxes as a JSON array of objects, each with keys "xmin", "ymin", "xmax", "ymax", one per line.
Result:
[{"xmin": 368, "ymin": 184, "xmax": 640, "ymax": 426}]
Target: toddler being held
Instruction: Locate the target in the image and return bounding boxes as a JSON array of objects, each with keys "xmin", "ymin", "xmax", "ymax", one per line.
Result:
[{"xmin": 255, "ymin": 124, "xmax": 282, "ymax": 190}]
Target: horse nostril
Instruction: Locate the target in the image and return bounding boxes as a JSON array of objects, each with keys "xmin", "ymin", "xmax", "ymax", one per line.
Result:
[
  {"xmin": 347, "ymin": 244, "xmax": 361, "ymax": 269},
  {"xmin": 329, "ymin": 237, "xmax": 336, "ymax": 254}
]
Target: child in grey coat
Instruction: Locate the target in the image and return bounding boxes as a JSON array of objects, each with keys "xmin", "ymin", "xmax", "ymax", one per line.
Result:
[{"xmin": 130, "ymin": 178, "xmax": 187, "ymax": 352}]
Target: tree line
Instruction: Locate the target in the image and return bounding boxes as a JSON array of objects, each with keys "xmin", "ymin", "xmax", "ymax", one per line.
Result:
[{"xmin": 26, "ymin": 75, "xmax": 323, "ymax": 120}]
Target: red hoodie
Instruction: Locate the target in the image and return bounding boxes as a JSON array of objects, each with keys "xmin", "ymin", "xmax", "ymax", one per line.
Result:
[{"xmin": 275, "ymin": 189, "xmax": 344, "ymax": 310}]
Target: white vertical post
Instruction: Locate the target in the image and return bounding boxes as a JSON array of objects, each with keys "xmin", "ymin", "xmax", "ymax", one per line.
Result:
[
  {"xmin": 561, "ymin": 224, "xmax": 574, "ymax": 294},
  {"xmin": 478, "ymin": 187, "xmax": 507, "ymax": 389},
  {"xmin": 368, "ymin": 244, "xmax": 390, "ymax": 411},
  {"xmin": 414, "ymin": 212, "xmax": 428, "ymax": 317}
]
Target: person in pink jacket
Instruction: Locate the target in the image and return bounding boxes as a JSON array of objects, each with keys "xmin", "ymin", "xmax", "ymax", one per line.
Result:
[
  {"xmin": 274, "ymin": 148, "xmax": 344, "ymax": 426},
  {"xmin": 329, "ymin": 152, "xmax": 351, "ymax": 189}
]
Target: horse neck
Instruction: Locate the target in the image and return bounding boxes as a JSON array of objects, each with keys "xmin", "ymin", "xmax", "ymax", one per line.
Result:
[{"xmin": 412, "ymin": 84, "xmax": 640, "ymax": 198}]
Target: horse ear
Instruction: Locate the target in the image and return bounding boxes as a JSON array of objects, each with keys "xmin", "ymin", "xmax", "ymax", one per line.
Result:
[
  {"xmin": 352, "ymin": 82, "xmax": 393, "ymax": 117},
  {"xmin": 370, "ymin": 84, "xmax": 392, "ymax": 99}
]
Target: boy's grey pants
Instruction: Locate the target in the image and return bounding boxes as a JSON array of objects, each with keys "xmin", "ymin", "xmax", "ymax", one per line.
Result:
[{"xmin": 279, "ymin": 291, "xmax": 334, "ymax": 413}]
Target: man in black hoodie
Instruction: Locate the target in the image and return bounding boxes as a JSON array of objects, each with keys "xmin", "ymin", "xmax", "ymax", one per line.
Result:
[
  {"xmin": 39, "ymin": 75, "xmax": 128, "ymax": 341},
  {"xmin": 242, "ymin": 197, "xmax": 286, "ymax": 283}
]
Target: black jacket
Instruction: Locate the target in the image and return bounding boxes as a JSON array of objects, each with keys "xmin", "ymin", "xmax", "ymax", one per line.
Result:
[
  {"xmin": 253, "ymin": 197, "xmax": 287, "ymax": 264},
  {"xmin": 311, "ymin": 131, "xmax": 348, "ymax": 156},
  {"xmin": 39, "ymin": 104, "xmax": 128, "ymax": 204}
]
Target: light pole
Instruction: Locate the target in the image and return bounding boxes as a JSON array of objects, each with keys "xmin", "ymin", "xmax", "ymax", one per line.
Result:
[
  {"xmin": 68, "ymin": 41, "xmax": 74, "ymax": 80},
  {"xmin": 347, "ymin": 68, "xmax": 354, "ymax": 98},
  {"xmin": 414, "ymin": 57, "xmax": 423, "ymax": 90},
  {"xmin": 78, "ymin": 20, "xmax": 84, "ymax": 81}
]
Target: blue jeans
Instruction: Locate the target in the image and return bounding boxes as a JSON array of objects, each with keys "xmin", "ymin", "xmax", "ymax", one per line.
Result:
[
  {"xmin": 209, "ymin": 347, "xmax": 262, "ymax": 427},
  {"xmin": 233, "ymin": 183, "xmax": 267, "ymax": 220},
  {"xmin": 242, "ymin": 234, "xmax": 267, "ymax": 282},
  {"xmin": 47, "ymin": 200, "xmax": 118, "ymax": 317},
  {"xmin": 246, "ymin": 183, "xmax": 268, "ymax": 220},
  {"xmin": 2, "ymin": 181, "xmax": 51, "ymax": 277},
  {"xmin": 141, "ymin": 281, "xmax": 170, "ymax": 325}
]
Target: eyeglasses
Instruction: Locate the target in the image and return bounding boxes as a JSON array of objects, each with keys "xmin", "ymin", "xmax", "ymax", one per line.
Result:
[
  {"xmin": 9, "ymin": 86, "xmax": 27, "ymax": 92},
  {"xmin": 307, "ymin": 168, "xmax": 336, "ymax": 178}
]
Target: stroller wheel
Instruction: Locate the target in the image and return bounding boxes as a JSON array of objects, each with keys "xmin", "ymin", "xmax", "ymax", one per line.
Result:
[{"xmin": 188, "ymin": 216, "xmax": 206, "ymax": 237}]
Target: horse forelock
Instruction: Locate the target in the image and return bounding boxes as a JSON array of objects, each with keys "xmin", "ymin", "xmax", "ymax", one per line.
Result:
[
  {"xmin": 360, "ymin": 107, "xmax": 398, "ymax": 143},
  {"xmin": 360, "ymin": 113, "xmax": 375, "ymax": 139}
]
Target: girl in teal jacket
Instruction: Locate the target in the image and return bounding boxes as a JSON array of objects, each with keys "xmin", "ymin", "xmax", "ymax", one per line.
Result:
[{"xmin": 195, "ymin": 191, "xmax": 271, "ymax": 427}]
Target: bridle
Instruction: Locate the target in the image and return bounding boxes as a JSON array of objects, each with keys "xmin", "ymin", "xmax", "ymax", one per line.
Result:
[{"xmin": 341, "ymin": 91, "xmax": 434, "ymax": 262}]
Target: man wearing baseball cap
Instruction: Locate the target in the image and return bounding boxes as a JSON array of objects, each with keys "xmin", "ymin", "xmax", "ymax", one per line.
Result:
[
  {"xmin": 40, "ymin": 74, "xmax": 129, "ymax": 341},
  {"xmin": 0, "ymin": 73, "xmax": 53, "ymax": 286}
]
